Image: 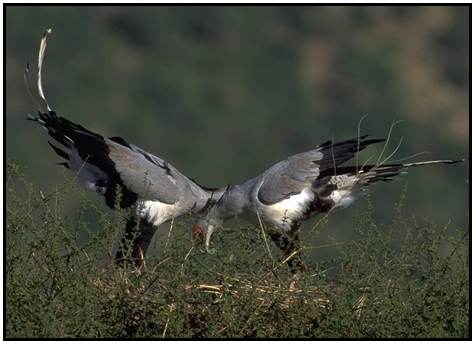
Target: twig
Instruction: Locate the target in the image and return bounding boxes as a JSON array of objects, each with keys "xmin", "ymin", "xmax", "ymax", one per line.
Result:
[
  {"xmin": 164, "ymin": 217, "xmax": 175, "ymax": 253},
  {"xmin": 162, "ymin": 304, "xmax": 173, "ymax": 338},
  {"xmin": 180, "ymin": 246, "xmax": 194, "ymax": 275},
  {"xmin": 256, "ymin": 211, "xmax": 276, "ymax": 267},
  {"xmin": 355, "ymin": 114, "xmax": 368, "ymax": 175},
  {"xmin": 374, "ymin": 119, "xmax": 404, "ymax": 167},
  {"xmin": 301, "ymin": 241, "xmax": 347, "ymax": 250}
]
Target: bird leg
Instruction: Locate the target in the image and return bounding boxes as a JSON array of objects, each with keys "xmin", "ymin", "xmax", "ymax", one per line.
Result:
[
  {"xmin": 266, "ymin": 227, "xmax": 305, "ymax": 275},
  {"xmin": 115, "ymin": 217, "xmax": 158, "ymax": 269},
  {"xmin": 287, "ymin": 231, "xmax": 306, "ymax": 276}
]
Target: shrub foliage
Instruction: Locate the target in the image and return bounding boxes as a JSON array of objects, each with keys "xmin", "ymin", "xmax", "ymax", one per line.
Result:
[{"xmin": 5, "ymin": 160, "xmax": 469, "ymax": 338}]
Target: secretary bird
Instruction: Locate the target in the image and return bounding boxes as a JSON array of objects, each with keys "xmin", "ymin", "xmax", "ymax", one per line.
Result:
[
  {"xmin": 193, "ymin": 137, "xmax": 463, "ymax": 274},
  {"xmin": 27, "ymin": 29, "xmax": 226, "ymax": 268}
]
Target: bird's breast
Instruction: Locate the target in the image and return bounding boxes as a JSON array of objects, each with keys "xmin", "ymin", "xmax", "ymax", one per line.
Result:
[
  {"xmin": 136, "ymin": 200, "xmax": 179, "ymax": 226},
  {"xmin": 258, "ymin": 187, "xmax": 315, "ymax": 232}
]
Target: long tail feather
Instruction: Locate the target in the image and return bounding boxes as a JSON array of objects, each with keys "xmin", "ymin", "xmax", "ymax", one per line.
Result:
[
  {"xmin": 24, "ymin": 63, "xmax": 45, "ymax": 112},
  {"xmin": 24, "ymin": 28, "xmax": 53, "ymax": 114},
  {"xmin": 313, "ymin": 158, "xmax": 464, "ymax": 210},
  {"xmin": 355, "ymin": 159, "xmax": 465, "ymax": 186},
  {"xmin": 397, "ymin": 159, "xmax": 465, "ymax": 168},
  {"xmin": 37, "ymin": 28, "xmax": 52, "ymax": 112}
]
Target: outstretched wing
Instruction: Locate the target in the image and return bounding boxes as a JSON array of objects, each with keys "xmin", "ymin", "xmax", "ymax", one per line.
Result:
[
  {"xmin": 257, "ymin": 136, "xmax": 385, "ymax": 205},
  {"xmin": 30, "ymin": 111, "xmax": 182, "ymax": 208},
  {"xmin": 25, "ymin": 29, "xmax": 191, "ymax": 209}
]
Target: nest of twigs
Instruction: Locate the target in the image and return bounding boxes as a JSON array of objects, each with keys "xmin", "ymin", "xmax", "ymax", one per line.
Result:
[
  {"xmin": 92, "ymin": 267, "xmax": 332, "ymax": 310},
  {"xmin": 183, "ymin": 278, "xmax": 332, "ymax": 310}
]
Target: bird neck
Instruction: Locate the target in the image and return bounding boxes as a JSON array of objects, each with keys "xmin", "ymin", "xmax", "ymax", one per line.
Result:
[
  {"xmin": 209, "ymin": 185, "xmax": 247, "ymax": 220},
  {"xmin": 189, "ymin": 185, "xmax": 226, "ymax": 214}
]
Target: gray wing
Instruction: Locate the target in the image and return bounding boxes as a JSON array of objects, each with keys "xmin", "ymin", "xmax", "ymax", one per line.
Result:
[
  {"xmin": 32, "ymin": 109, "xmax": 207, "ymax": 208},
  {"xmin": 26, "ymin": 29, "xmax": 182, "ymax": 208},
  {"xmin": 107, "ymin": 138, "xmax": 181, "ymax": 204},
  {"xmin": 257, "ymin": 136, "xmax": 385, "ymax": 205}
]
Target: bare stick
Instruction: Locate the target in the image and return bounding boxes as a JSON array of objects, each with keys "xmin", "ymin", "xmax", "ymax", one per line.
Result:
[
  {"xmin": 355, "ymin": 114, "xmax": 368, "ymax": 175},
  {"xmin": 390, "ymin": 151, "xmax": 430, "ymax": 163},
  {"xmin": 358, "ymin": 154, "xmax": 376, "ymax": 174},
  {"xmin": 256, "ymin": 211, "xmax": 276, "ymax": 267},
  {"xmin": 374, "ymin": 119, "xmax": 405, "ymax": 167},
  {"xmin": 164, "ymin": 217, "xmax": 175, "ymax": 253},
  {"xmin": 369, "ymin": 136, "xmax": 404, "ymax": 173},
  {"xmin": 330, "ymin": 135, "xmax": 336, "ymax": 176},
  {"xmin": 180, "ymin": 246, "xmax": 194, "ymax": 275}
]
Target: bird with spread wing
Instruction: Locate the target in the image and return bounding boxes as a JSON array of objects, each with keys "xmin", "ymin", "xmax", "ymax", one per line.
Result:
[
  {"xmin": 193, "ymin": 136, "xmax": 463, "ymax": 274},
  {"xmin": 26, "ymin": 29, "xmax": 227, "ymax": 268},
  {"xmin": 26, "ymin": 30, "xmax": 463, "ymax": 275}
]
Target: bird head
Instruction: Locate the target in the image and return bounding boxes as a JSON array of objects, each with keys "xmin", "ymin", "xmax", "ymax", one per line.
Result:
[{"xmin": 192, "ymin": 217, "xmax": 221, "ymax": 254}]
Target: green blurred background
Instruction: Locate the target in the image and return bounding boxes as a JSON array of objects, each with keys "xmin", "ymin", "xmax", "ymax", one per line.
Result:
[{"xmin": 6, "ymin": 5, "xmax": 469, "ymax": 252}]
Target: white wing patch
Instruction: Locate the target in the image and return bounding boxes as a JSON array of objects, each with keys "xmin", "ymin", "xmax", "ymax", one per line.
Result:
[
  {"xmin": 136, "ymin": 200, "xmax": 178, "ymax": 226},
  {"xmin": 260, "ymin": 187, "xmax": 314, "ymax": 232}
]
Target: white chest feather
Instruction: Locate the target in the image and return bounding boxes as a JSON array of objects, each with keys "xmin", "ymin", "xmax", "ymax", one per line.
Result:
[
  {"xmin": 261, "ymin": 187, "xmax": 314, "ymax": 231},
  {"xmin": 329, "ymin": 189, "xmax": 356, "ymax": 208},
  {"xmin": 136, "ymin": 200, "xmax": 178, "ymax": 226}
]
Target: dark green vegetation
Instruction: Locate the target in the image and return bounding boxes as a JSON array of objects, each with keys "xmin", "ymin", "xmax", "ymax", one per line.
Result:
[{"xmin": 6, "ymin": 161, "xmax": 469, "ymax": 338}]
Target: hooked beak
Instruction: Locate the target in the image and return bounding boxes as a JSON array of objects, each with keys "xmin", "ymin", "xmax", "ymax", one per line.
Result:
[
  {"xmin": 192, "ymin": 224, "xmax": 215, "ymax": 254},
  {"xmin": 204, "ymin": 225, "xmax": 215, "ymax": 253}
]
